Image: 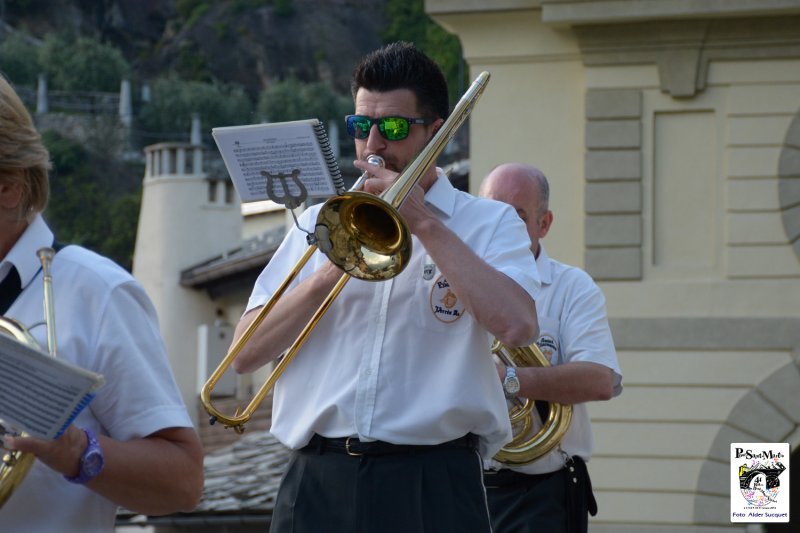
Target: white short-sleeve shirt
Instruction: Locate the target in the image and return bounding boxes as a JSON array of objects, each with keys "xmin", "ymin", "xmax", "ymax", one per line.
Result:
[
  {"xmin": 486, "ymin": 244, "xmax": 623, "ymax": 474},
  {"xmin": 0, "ymin": 216, "xmax": 193, "ymax": 532},
  {"xmin": 248, "ymin": 173, "xmax": 541, "ymax": 460}
]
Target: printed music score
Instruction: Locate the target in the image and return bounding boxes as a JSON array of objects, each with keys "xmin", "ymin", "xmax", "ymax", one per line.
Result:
[
  {"xmin": 0, "ymin": 334, "xmax": 104, "ymax": 440},
  {"xmin": 212, "ymin": 118, "xmax": 344, "ymax": 204}
]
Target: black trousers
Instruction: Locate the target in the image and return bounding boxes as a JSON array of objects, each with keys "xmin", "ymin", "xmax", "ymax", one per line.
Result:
[
  {"xmin": 485, "ymin": 457, "xmax": 597, "ymax": 533},
  {"xmin": 270, "ymin": 435, "xmax": 491, "ymax": 533}
]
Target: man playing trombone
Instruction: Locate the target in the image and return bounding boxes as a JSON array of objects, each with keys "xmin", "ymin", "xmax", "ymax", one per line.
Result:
[{"xmin": 230, "ymin": 42, "xmax": 541, "ymax": 532}]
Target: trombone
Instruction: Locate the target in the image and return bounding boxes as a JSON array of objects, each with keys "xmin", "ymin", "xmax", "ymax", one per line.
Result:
[{"xmin": 201, "ymin": 71, "xmax": 492, "ymax": 433}]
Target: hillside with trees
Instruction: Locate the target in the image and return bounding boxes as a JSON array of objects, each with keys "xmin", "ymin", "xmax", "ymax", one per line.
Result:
[{"xmin": 0, "ymin": 0, "xmax": 464, "ymax": 269}]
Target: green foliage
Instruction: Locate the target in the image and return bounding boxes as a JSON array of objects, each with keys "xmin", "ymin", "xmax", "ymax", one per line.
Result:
[
  {"xmin": 176, "ymin": 40, "xmax": 211, "ymax": 81},
  {"xmin": 423, "ymin": 23, "xmax": 465, "ymax": 97},
  {"xmin": 185, "ymin": 2, "xmax": 212, "ymax": 29},
  {"xmin": 5, "ymin": 0, "xmax": 50, "ymax": 13},
  {"xmin": 42, "ymin": 130, "xmax": 91, "ymax": 180},
  {"xmin": 38, "ymin": 34, "xmax": 130, "ymax": 92},
  {"xmin": 176, "ymin": 0, "xmax": 211, "ymax": 25},
  {"xmin": 257, "ymin": 77, "xmax": 350, "ymax": 124},
  {"xmin": 2, "ymin": 0, "xmax": 467, "ymax": 270},
  {"xmin": 382, "ymin": 0, "xmax": 466, "ymax": 106},
  {"xmin": 231, "ymin": 0, "xmax": 272, "ymax": 15},
  {"xmin": 213, "ymin": 21, "xmax": 229, "ymax": 40},
  {"xmin": 41, "ymin": 130, "xmax": 142, "ymax": 270},
  {"xmin": 101, "ymin": 192, "xmax": 142, "ymax": 270},
  {"xmin": 273, "ymin": 0, "xmax": 294, "ymax": 16},
  {"xmin": 0, "ymin": 33, "xmax": 40, "ymax": 86},
  {"xmin": 138, "ymin": 76, "xmax": 253, "ymax": 135}
]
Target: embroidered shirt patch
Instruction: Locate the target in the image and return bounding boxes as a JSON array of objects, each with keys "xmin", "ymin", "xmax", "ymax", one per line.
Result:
[
  {"xmin": 429, "ymin": 275, "xmax": 465, "ymax": 323},
  {"xmin": 536, "ymin": 335, "xmax": 558, "ymax": 363}
]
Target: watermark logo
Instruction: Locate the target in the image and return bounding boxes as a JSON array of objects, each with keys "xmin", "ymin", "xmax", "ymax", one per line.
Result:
[{"xmin": 730, "ymin": 443, "xmax": 790, "ymax": 523}]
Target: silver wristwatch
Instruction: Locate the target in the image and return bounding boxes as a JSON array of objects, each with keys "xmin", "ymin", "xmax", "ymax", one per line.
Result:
[{"xmin": 502, "ymin": 366, "xmax": 520, "ymax": 398}]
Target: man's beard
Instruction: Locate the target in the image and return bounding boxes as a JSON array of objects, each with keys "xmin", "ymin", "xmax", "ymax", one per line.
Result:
[{"xmin": 382, "ymin": 156, "xmax": 408, "ymax": 173}]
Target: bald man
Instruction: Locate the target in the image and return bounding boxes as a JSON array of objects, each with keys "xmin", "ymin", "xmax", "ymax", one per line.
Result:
[{"xmin": 479, "ymin": 163, "xmax": 623, "ymax": 533}]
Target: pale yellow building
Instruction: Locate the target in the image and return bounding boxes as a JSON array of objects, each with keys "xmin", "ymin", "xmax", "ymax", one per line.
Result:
[{"xmin": 427, "ymin": 0, "xmax": 800, "ymax": 530}]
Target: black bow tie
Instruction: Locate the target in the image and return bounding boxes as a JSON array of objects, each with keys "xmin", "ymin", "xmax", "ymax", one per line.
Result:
[{"xmin": 0, "ymin": 266, "xmax": 22, "ymax": 314}]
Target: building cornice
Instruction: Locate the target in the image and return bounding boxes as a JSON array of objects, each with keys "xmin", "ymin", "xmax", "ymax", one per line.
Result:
[
  {"xmin": 426, "ymin": 0, "xmax": 800, "ymax": 25},
  {"xmin": 576, "ymin": 15, "xmax": 800, "ymax": 97},
  {"xmin": 541, "ymin": 0, "xmax": 800, "ymax": 27},
  {"xmin": 426, "ymin": 0, "xmax": 540, "ymax": 16}
]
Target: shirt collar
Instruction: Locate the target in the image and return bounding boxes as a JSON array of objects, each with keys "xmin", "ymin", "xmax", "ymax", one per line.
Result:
[
  {"xmin": 423, "ymin": 168, "xmax": 457, "ymax": 217},
  {"xmin": 535, "ymin": 243, "xmax": 553, "ymax": 286},
  {"xmin": 1, "ymin": 215, "xmax": 54, "ymax": 289}
]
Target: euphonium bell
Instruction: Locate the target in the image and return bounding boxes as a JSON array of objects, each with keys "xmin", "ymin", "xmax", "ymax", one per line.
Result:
[
  {"xmin": 491, "ymin": 340, "xmax": 573, "ymax": 466},
  {"xmin": 0, "ymin": 319, "xmax": 39, "ymax": 508},
  {"xmin": 0, "ymin": 247, "xmax": 57, "ymax": 508}
]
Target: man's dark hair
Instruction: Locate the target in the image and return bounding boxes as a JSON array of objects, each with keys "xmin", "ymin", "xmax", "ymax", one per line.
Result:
[{"xmin": 351, "ymin": 41, "xmax": 450, "ymax": 121}]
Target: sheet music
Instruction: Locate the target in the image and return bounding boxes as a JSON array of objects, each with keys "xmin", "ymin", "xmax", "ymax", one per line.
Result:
[
  {"xmin": 0, "ymin": 334, "xmax": 104, "ymax": 440},
  {"xmin": 213, "ymin": 119, "xmax": 341, "ymax": 202}
]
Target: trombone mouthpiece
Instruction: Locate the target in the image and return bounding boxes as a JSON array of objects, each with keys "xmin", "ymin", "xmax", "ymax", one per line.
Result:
[
  {"xmin": 36, "ymin": 247, "xmax": 55, "ymax": 264},
  {"xmin": 366, "ymin": 154, "xmax": 385, "ymax": 168},
  {"xmin": 350, "ymin": 155, "xmax": 386, "ymax": 192}
]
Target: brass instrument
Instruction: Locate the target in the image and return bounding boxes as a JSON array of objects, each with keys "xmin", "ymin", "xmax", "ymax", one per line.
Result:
[
  {"xmin": 0, "ymin": 247, "xmax": 57, "ymax": 507},
  {"xmin": 201, "ymin": 71, "xmax": 492, "ymax": 432},
  {"xmin": 492, "ymin": 340, "xmax": 573, "ymax": 465}
]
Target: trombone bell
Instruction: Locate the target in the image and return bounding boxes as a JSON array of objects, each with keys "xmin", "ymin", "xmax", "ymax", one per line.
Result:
[{"xmin": 317, "ymin": 192, "xmax": 411, "ymax": 281}]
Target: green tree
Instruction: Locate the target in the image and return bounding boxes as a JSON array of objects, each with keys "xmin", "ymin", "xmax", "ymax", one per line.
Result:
[
  {"xmin": 42, "ymin": 130, "xmax": 142, "ymax": 270},
  {"xmin": 382, "ymin": 0, "xmax": 466, "ymax": 105},
  {"xmin": 256, "ymin": 78, "xmax": 352, "ymax": 155},
  {"xmin": 0, "ymin": 33, "xmax": 41, "ymax": 86},
  {"xmin": 38, "ymin": 34, "xmax": 130, "ymax": 92},
  {"xmin": 102, "ymin": 193, "xmax": 142, "ymax": 269},
  {"xmin": 256, "ymin": 77, "xmax": 350, "ymax": 123},
  {"xmin": 176, "ymin": 0, "xmax": 212, "ymax": 27},
  {"xmin": 138, "ymin": 76, "xmax": 253, "ymax": 137}
]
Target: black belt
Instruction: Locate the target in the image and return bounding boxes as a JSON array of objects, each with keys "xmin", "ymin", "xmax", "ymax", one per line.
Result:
[
  {"xmin": 303, "ymin": 433, "xmax": 479, "ymax": 457},
  {"xmin": 483, "ymin": 467, "xmax": 560, "ymax": 488}
]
